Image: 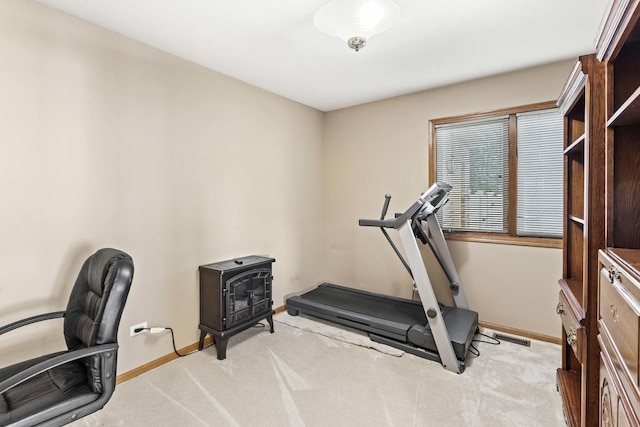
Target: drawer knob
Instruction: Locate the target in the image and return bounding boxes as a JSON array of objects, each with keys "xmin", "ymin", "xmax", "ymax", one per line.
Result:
[
  {"xmin": 610, "ymin": 304, "xmax": 619, "ymax": 323},
  {"xmin": 566, "ymin": 327, "xmax": 577, "ymax": 346},
  {"xmin": 556, "ymin": 301, "xmax": 565, "ymax": 315},
  {"xmin": 608, "ymin": 266, "xmax": 621, "ymax": 283}
]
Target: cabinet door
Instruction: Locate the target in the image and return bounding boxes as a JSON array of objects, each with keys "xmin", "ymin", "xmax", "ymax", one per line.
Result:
[
  {"xmin": 601, "ymin": 353, "xmax": 619, "ymax": 427},
  {"xmin": 618, "ymin": 403, "xmax": 633, "ymax": 427}
]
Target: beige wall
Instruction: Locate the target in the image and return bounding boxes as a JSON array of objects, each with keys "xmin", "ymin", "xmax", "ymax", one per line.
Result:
[
  {"xmin": 1, "ymin": 0, "xmax": 571, "ymax": 376},
  {"xmin": 0, "ymin": 0, "xmax": 325, "ymax": 373},
  {"xmin": 322, "ymin": 61, "xmax": 574, "ymax": 338}
]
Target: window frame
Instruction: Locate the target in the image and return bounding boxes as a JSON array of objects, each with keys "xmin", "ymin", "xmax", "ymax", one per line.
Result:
[{"xmin": 429, "ymin": 100, "xmax": 562, "ymax": 249}]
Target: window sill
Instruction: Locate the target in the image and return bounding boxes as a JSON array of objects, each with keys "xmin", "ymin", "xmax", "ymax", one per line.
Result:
[{"xmin": 443, "ymin": 232, "xmax": 562, "ymax": 249}]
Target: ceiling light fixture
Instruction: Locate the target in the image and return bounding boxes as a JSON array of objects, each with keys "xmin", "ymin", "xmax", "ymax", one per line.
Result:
[{"xmin": 314, "ymin": 0, "xmax": 400, "ymax": 52}]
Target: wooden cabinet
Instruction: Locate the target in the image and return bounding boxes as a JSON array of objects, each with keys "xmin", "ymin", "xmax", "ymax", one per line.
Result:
[
  {"xmin": 557, "ymin": 53, "xmax": 606, "ymax": 427},
  {"xmin": 557, "ymin": 2, "xmax": 640, "ymax": 425},
  {"xmin": 594, "ymin": 1, "xmax": 640, "ymax": 426}
]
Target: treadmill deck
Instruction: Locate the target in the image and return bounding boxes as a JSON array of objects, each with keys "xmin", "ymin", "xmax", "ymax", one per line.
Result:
[{"xmin": 286, "ymin": 282, "xmax": 478, "ymax": 361}]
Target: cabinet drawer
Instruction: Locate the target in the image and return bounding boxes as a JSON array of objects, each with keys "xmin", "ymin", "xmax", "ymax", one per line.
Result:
[
  {"xmin": 557, "ymin": 290, "xmax": 583, "ymax": 362},
  {"xmin": 599, "ymin": 263, "xmax": 640, "ymax": 387}
]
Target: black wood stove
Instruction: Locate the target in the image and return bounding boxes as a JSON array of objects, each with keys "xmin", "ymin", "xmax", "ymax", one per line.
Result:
[{"xmin": 198, "ymin": 255, "xmax": 275, "ymax": 360}]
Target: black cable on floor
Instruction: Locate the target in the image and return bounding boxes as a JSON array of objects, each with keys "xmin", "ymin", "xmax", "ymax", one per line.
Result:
[
  {"xmin": 154, "ymin": 327, "xmax": 213, "ymax": 357},
  {"xmin": 468, "ymin": 330, "xmax": 501, "ymax": 358},
  {"xmin": 158, "ymin": 322, "xmax": 267, "ymax": 358}
]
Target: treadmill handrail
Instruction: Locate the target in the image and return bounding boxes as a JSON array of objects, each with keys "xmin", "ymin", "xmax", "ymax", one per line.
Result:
[
  {"xmin": 358, "ymin": 218, "xmax": 397, "ymax": 228},
  {"xmin": 358, "ymin": 182, "xmax": 450, "ymax": 229}
]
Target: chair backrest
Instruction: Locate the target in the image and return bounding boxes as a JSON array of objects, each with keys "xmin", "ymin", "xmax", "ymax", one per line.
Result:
[
  {"xmin": 63, "ymin": 248, "xmax": 134, "ymax": 349},
  {"xmin": 62, "ymin": 248, "xmax": 134, "ymax": 392}
]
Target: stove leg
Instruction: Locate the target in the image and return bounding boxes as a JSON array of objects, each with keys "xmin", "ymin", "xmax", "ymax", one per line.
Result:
[
  {"xmin": 213, "ymin": 334, "xmax": 229, "ymax": 360},
  {"xmin": 198, "ymin": 330, "xmax": 207, "ymax": 351},
  {"xmin": 266, "ymin": 314, "xmax": 274, "ymax": 333}
]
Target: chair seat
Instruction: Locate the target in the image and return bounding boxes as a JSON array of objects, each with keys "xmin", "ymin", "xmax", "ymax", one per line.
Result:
[
  {"xmin": 0, "ymin": 354, "xmax": 99, "ymax": 426},
  {"xmin": 0, "ymin": 248, "xmax": 134, "ymax": 426}
]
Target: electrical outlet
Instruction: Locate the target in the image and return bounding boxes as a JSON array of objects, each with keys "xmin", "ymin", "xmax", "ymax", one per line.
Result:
[{"xmin": 130, "ymin": 322, "xmax": 147, "ymax": 337}]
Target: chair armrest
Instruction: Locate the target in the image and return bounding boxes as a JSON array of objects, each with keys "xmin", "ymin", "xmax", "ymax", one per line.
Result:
[
  {"xmin": 0, "ymin": 343, "xmax": 118, "ymax": 395},
  {"xmin": 0, "ymin": 311, "xmax": 65, "ymax": 336}
]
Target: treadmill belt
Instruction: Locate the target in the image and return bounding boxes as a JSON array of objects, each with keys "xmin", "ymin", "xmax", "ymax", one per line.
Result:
[{"xmin": 299, "ymin": 283, "xmax": 428, "ymax": 326}]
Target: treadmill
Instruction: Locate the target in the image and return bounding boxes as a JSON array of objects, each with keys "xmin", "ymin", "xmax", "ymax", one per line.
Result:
[{"xmin": 286, "ymin": 182, "xmax": 478, "ymax": 374}]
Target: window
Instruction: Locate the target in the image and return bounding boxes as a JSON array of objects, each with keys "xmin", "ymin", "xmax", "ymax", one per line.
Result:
[
  {"xmin": 516, "ymin": 109, "xmax": 564, "ymax": 237},
  {"xmin": 434, "ymin": 115, "xmax": 509, "ymax": 233},
  {"xmin": 430, "ymin": 102, "xmax": 563, "ymax": 246}
]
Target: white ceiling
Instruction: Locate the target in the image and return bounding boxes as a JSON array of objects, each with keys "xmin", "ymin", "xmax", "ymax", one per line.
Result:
[{"xmin": 36, "ymin": 0, "xmax": 611, "ymax": 112}]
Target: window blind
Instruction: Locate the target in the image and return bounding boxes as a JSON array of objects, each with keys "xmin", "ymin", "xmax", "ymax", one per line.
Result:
[
  {"xmin": 516, "ymin": 109, "xmax": 563, "ymax": 237},
  {"xmin": 435, "ymin": 116, "xmax": 509, "ymax": 232}
]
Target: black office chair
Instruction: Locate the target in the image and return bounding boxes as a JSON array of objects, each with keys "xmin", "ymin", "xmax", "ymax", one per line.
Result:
[{"xmin": 0, "ymin": 248, "xmax": 134, "ymax": 427}]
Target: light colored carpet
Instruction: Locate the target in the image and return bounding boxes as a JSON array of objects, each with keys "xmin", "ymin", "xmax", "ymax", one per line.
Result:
[
  {"xmin": 72, "ymin": 313, "xmax": 564, "ymax": 426},
  {"xmin": 275, "ymin": 311, "xmax": 404, "ymax": 357}
]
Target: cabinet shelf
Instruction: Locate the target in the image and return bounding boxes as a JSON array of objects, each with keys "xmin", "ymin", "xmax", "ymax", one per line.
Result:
[
  {"xmin": 568, "ymin": 215, "xmax": 585, "ymax": 225},
  {"xmin": 564, "ymin": 134, "xmax": 586, "ymax": 155},
  {"xmin": 557, "ymin": 369, "xmax": 581, "ymax": 427},
  {"xmin": 607, "ymin": 85, "xmax": 640, "ymax": 127},
  {"xmin": 608, "ymin": 125, "xmax": 640, "ymax": 248}
]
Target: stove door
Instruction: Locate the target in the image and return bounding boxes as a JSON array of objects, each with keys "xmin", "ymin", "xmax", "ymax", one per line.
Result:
[{"xmin": 226, "ymin": 268, "xmax": 272, "ymax": 328}]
